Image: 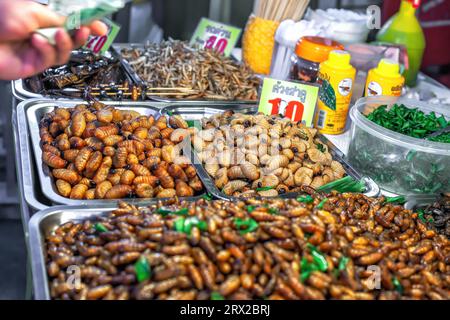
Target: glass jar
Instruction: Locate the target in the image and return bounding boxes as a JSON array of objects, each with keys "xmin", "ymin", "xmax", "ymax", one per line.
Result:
[{"xmin": 290, "ymin": 36, "xmax": 344, "ymax": 83}]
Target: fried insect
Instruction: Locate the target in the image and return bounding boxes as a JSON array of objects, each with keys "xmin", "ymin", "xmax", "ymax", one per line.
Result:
[
  {"xmin": 42, "ymin": 151, "xmax": 67, "ymax": 169},
  {"xmin": 40, "ymin": 104, "xmax": 204, "ymax": 199}
]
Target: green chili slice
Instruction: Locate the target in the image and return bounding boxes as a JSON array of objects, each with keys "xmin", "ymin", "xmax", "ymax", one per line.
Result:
[
  {"xmin": 94, "ymin": 223, "xmax": 108, "ymax": 233},
  {"xmin": 134, "ymin": 256, "xmax": 151, "ymax": 283},
  {"xmin": 256, "ymin": 186, "xmax": 275, "ymax": 192},
  {"xmin": 384, "ymin": 196, "xmax": 406, "ymax": 204},
  {"xmin": 297, "ymin": 195, "xmax": 314, "ymax": 203},
  {"xmin": 316, "ymin": 198, "xmax": 328, "ymax": 210},
  {"xmin": 234, "ymin": 218, "xmax": 259, "ymax": 234},
  {"xmin": 211, "ymin": 292, "xmax": 225, "ymax": 300}
]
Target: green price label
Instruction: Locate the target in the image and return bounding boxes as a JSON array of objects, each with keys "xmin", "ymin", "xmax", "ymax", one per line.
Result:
[
  {"xmin": 190, "ymin": 18, "xmax": 241, "ymax": 57},
  {"xmin": 84, "ymin": 18, "xmax": 121, "ymax": 55},
  {"xmin": 258, "ymin": 78, "xmax": 319, "ymax": 127}
]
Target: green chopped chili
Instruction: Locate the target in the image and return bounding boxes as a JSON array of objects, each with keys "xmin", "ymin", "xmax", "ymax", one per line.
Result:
[
  {"xmin": 94, "ymin": 223, "xmax": 108, "ymax": 233},
  {"xmin": 157, "ymin": 207, "xmax": 189, "ymax": 216},
  {"xmin": 246, "ymin": 205, "xmax": 256, "ymax": 213},
  {"xmin": 307, "ymin": 244, "xmax": 328, "ymax": 272},
  {"xmin": 256, "ymin": 186, "xmax": 275, "ymax": 192},
  {"xmin": 202, "ymin": 193, "xmax": 213, "ymax": 201},
  {"xmin": 134, "ymin": 256, "xmax": 151, "ymax": 283},
  {"xmin": 316, "ymin": 198, "xmax": 328, "ymax": 210},
  {"xmin": 234, "ymin": 218, "xmax": 259, "ymax": 234},
  {"xmin": 316, "ymin": 143, "xmax": 326, "ymax": 153},
  {"xmin": 318, "ymin": 176, "xmax": 366, "ymax": 194},
  {"xmin": 365, "ymin": 103, "xmax": 449, "ymax": 142},
  {"xmin": 267, "ymin": 208, "xmax": 279, "ymax": 215},
  {"xmin": 384, "ymin": 196, "xmax": 406, "ymax": 204},
  {"xmin": 174, "ymin": 217, "xmax": 207, "ymax": 235},
  {"xmin": 297, "ymin": 195, "xmax": 314, "ymax": 203},
  {"xmin": 211, "ymin": 292, "xmax": 225, "ymax": 300},
  {"xmin": 338, "ymin": 256, "xmax": 350, "ymax": 272},
  {"xmin": 392, "ymin": 277, "xmax": 403, "ymax": 294},
  {"xmin": 174, "ymin": 217, "xmax": 186, "ymax": 233}
]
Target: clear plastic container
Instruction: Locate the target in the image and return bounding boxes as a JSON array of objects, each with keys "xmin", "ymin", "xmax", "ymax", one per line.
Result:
[{"xmin": 347, "ymin": 96, "xmax": 450, "ymax": 196}]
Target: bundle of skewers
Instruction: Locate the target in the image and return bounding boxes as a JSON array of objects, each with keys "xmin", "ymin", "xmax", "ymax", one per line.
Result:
[{"xmin": 243, "ymin": 0, "xmax": 311, "ymax": 75}]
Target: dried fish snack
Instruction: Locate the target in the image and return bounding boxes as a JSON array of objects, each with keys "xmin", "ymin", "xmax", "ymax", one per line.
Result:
[
  {"xmin": 39, "ymin": 102, "xmax": 204, "ymax": 199},
  {"xmin": 191, "ymin": 111, "xmax": 344, "ymax": 197},
  {"xmin": 121, "ymin": 40, "xmax": 260, "ymax": 101},
  {"xmin": 45, "ymin": 193, "xmax": 450, "ymax": 300}
]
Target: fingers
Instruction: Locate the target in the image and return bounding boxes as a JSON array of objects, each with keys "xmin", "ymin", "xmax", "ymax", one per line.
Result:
[
  {"xmin": 72, "ymin": 20, "xmax": 108, "ymax": 48},
  {"xmin": 24, "ymin": 33, "xmax": 58, "ymax": 77},
  {"xmin": 73, "ymin": 27, "xmax": 91, "ymax": 48},
  {"xmin": 89, "ymin": 21, "xmax": 108, "ymax": 36},
  {"xmin": 28, "ymin": 1, "xmax": 66, "ymax": 29},
  {"xmin": 54, "ymin": 29, "xmax": 73, "ymax": 65}
]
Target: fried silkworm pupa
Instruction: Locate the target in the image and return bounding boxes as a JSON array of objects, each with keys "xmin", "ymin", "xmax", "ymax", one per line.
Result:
[
  {"xmin": 42, "ymin": 144, "xmax": 61, "ymax": 157},
  {"xmin": 175, "ymin": 180, "xmax": 194, "ymax": 197},
  {"xmin": 130, "ymin": 164, "xmax": 151, "ymax": 177},
  {"xmin": 84, "ymin": 152, "xmax": 103, "ymax": 178},
  {"xmin": 156, "ymin": 188, "xmax": 176, "ymax": 198},
  {"xmin": 135, "ymin": 184, "xmax": 154, "ymax": 198},
  {"xmin": 153, "ymin": 165, "xmax": 174, "ymax": 189},
  {"xmin": 95, "ymin": 181, "xmax": 113, "ymax": 199},
  {"xmin": 120, "ymin": 170, "xmax": 136, "ymax": 185},
  {"xmin": 93, "ymin": 157, "xmax": 112, "ymax": 185},
  {"xmin": 132, "ymin": 176, "xmax": 159, "ymax": 188},
  {"xmin": 70, "ymin": 184, "xmax": 88, "ymax": 199},
  {"xmin": 75, "ymin": 148, "xmax": 93, "ymax": 173},
  {"xmin": 62, "ymin": 149, "xmax": 79, "ymax": 163},
  {"xmin": 69, "ymin": 136, "xmax": 87, "ymax": 149},
  {"xmin": 104, "ymin": 185, "xmax": 133, "ymax": 199},
  {"xmin": 52, "ymin": 169, "xmax": 80, "ymax": 185},
  {"xmin": 113, "ymin": 147, "xmax": 128, "ymax": 169},
  {"xmin": 85, "ymin": 189, "xmax": 96, "ymax": 200},
  {"xmin": 71, "ymin": 111, "xmax": 86, "ymax": 137},
  {"xmin": 97, "ymin": 108, "xmax": 113, "ymax": 123},
  {"xmin": 42, "ymin": 151, "xmax": 67, "ymax": 169},
  {"xmin": 95, "ymin": 125, "xmax": 119, "ymax": 140},
  {"xmin": 56, "ymin": 179, "xmax": 72, "ymax": 197}
]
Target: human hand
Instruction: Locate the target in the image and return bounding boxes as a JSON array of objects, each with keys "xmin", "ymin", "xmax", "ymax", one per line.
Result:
[{"xmin": 0, "ymin": 0, "xmax": 107, "ymax": 80}]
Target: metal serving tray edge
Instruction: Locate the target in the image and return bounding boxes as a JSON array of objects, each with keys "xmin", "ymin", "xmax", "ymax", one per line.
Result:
[
  {"xmin": 29, "ymin": 205, "xmax": 124, "ymax": 300},
  {"xmin": 19, "ymin": 98, "xmax": 207, "ymax": 209},
  {"xmin": 111, "ymin": 43, "xmax": 258, "ymax": 105},
  {"xmin": 160, "ymin": 105, "xmax": 381, "ymax": 201}
]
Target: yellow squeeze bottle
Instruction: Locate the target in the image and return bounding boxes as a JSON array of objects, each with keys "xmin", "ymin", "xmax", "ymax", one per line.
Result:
[
  {"xmin": 365, "ymin": 59, "xmax": 405, "ymax": 97},
  {"xmin": 315, "ymin": 50, "xmax": 356, "ymax": 135}
]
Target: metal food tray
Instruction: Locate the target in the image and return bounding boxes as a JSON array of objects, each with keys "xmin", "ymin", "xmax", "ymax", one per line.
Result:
[
  {"xmin": 12, "ymin": 50, "xmax": 136, "ymax": 102},
  {"xmin": 29, "ymin": 205, "xmax": 128, "ymax": 300},
  {"xmin": 160, "ymin": 105, "xmax": 380, "ymax": 201},
  {"xmin": 111, "ymin": 43, "xmax": 259, "ymax": 105},
  {"xmin": 19, "ymin": 98, "xmax": 206, "ymax": 209}
]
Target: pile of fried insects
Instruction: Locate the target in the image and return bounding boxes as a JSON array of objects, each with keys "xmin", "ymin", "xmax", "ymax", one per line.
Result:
[{"xmin": 45, "ymin": 190, "xmax": 450, "ymax": 300}]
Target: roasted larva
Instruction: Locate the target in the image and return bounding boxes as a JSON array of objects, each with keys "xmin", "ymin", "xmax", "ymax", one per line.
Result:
[
  {"xmin": 45, "ymin": 194, "xmax": 450, "ymax": 300},
  {"xmin": 39, "ymin": 102, "xmax": 204, "ymax": 199},
  {"xmin": 192, "ymin": 111, "xmax": 345, "ymax": 197}
]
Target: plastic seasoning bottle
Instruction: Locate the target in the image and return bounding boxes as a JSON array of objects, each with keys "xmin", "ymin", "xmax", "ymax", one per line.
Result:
[
  {"xmin": 290, "ymin": 36, "xmax": 344, "ymax": 84},
  {"xmin": 364, "ymin": 59, "xmax": 405, "ymax": 97},
  {"xmin": 376, "ymin": 0, "xmax": 425, "ymax": 87},
  {"xmin": 314, "ymin": 50, "xmax": 356, "ymax": 135}
]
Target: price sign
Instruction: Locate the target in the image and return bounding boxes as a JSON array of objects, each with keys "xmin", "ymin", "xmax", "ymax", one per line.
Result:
[
  {"xmin": 84, "ymin": 18, "xmax": 121, "ymax": 55},
  {"xmin": 258, "ymin": 78, "xmax": 319, "ymax": 127},
  {"xmin": 190, "ymin": 18, "xmax": 241, "ymax": 57}
]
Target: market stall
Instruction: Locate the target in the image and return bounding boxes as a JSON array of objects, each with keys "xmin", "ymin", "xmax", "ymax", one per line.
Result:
[{"xmin": 11, "ymin": 0, "xmax": 449, "ymax": 300}]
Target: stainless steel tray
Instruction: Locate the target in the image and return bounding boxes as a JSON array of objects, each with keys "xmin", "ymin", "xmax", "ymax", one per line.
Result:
[
  {"xmin": 19, "ymin": 98, "xmax": 207, "ymax": 209},
  {"xmin": 111, "ymin": 43, "xmax": 259, "ymax": 105},
  {"xmin": 12, "ymin": 79, "xmax": 46, "ymax": 101},
  {"xmin": 160, "ymin": 105, "xmax": 380, "ymax": 200},
  {"xmin": 29, "ymin": 205, "xmax": 122, "ymax": 300}
]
